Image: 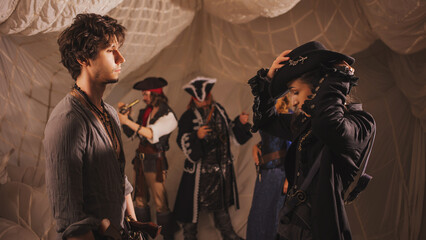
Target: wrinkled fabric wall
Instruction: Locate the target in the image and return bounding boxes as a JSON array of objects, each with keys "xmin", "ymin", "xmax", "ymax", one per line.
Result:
[
  {"xmin": 0, "ymin": 0, "xmax": 425, "ymax": 239},
  {"xmin": 0, "ymin": 0, "xmax": 123, "ymax": 35}
]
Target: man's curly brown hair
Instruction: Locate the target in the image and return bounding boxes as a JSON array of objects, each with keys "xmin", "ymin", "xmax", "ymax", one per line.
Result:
[{"xmin": 57, "ymin": 13, "xmax": 126, "ymax": 80}]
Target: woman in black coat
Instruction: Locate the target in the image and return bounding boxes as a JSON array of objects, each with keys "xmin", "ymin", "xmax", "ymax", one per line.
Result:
[{"xmin": 249, "ymin": 41, "xmax": 376, "ymax": 240}]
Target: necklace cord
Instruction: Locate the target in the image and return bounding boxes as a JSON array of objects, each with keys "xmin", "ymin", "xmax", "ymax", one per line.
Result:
[{"xmin": 73, "ymin": 84, "xmax": 119, "ymax": 153}]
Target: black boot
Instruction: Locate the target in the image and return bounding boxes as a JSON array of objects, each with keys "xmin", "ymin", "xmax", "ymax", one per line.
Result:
[
  {"xmin": 157, "ymin": 211, "xmax": 179, "ymax": 240},
  {"xmin": 213, "ymin": 209, "xmax": 244, "ymax": 240},
  {"xmin": 134, "ymin": 206, "xmax": 151, "ymax": 222},
  {"xmin": 182, "ymin": 222, "xmax": 198, "ymax": 240}
]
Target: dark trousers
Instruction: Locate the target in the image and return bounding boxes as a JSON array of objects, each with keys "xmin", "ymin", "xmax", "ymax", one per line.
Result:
[{"xmin": 247, "ymin": 167, "xmax": 286, "ymax": 240}]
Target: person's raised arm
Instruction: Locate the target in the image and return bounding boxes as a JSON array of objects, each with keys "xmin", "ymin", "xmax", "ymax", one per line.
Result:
[
  {"xmin": 249, "ymin": 50, "xmax": 291, "ymax": 133},
  {"xmin": 303, "ymin": 63, "xmax": 375, "ymax": 158},
  {"xmin": 118, "ymin": 109, "xmax": 153, "ymax": 139}
]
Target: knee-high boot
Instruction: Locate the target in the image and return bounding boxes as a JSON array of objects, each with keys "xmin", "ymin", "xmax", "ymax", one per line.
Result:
[
  {"xmin": 213, "ymin": 209, "xmax": 244, "ymax": 240},
  {"xmin": 157, "ymin": 211, "xmax": 179, "ymax": 240},
  {"xmin": 182, "ymin": 222, "xmax": 198, "ymax": 240}
]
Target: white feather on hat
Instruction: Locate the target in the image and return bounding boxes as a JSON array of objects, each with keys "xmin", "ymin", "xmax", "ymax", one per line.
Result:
[{"xmin": 183, "ymin": 76, "xmax": 217, "ymax": 102}]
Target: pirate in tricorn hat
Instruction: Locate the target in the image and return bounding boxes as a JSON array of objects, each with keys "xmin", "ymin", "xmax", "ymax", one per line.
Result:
[
  {"xmin": 248, "ymin": 41, "xmax": 376, "ymax": 240},
  {"xmin": 174, "ymin": 76, "xmax": 252, "ymax": 240},
  {"xmin": 118, "ymin": 77, "xmax": 179, "ymax": 240}
]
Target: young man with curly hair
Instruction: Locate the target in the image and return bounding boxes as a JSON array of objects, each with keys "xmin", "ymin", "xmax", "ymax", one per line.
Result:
[{"xmin": 44, "ymin": 13, "xmax": 136, "ymax": 240}]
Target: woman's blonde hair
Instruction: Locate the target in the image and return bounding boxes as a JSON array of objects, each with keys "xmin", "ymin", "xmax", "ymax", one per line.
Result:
[{"xmin": 275, "ymin": 93, "xmax": 291, "ymax": 114}]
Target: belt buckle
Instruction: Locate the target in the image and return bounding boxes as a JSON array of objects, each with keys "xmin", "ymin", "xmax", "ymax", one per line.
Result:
[{"xmin": 138, "ymin": 152, "xmax": 145, "ymax": 160}]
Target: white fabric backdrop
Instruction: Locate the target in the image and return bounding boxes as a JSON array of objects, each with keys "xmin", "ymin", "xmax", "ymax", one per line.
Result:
[{"xmin": 0, "ymin": 0, "xmax": 425, "ymax": 239}]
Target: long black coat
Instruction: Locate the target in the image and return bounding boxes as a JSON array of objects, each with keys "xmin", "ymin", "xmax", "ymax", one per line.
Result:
[
  {"xmin": 255, "ymin": 69, "xmax": 376, "ymax": 240},
  {"xmin": 173, "ymin": 102, "xmax": 252, "ymax": 223},
  {"xmin": 305, "ymin": 72, "xmax": 374, "ymax": 240}
]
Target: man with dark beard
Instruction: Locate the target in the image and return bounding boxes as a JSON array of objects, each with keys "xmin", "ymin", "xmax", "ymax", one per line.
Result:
[
  {"xmin": 118, "ymin": 77, "xmax": 178, "ymax": 240},
  {"xmin": 44, "ymin": 13, "xmax": 137, "ymax": 240}
]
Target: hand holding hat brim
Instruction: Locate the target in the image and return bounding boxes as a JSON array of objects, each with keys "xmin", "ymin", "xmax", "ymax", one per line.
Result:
[{"xmin": 269, "ymin": 41, "xmax": 354, "ymax": 99}]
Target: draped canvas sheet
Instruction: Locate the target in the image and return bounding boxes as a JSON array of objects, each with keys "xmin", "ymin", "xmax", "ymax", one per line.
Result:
[
  {"xmin": 198, "ymin": 0, "xmax": 377, "ymax": 86},
  {"xmin": 0, "ymin": 0, "xmax": 425, "ymax": 239},
  {"xmin": 346, "ymin": 42, "xmax": 426, "ymax": 239},
  {"xmin": 2, "ymin": 0, "xmax": 424, "ymax": 54},
  {"xmin": 202, "ymin": 0, "xmax": 301, "ymax": 23},
  {"xmin": 358, "ymin": 0, "xmax": 425, "ymax": 54},
  {"xmin": 0, "ymin": 0, "xmax": 124, "ymax": 35}
]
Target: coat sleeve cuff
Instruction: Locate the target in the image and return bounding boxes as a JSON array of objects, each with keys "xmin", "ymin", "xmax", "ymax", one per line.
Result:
[{"xmin": 232, "ymin": 116, "xmax": 253, "ymax": 144}]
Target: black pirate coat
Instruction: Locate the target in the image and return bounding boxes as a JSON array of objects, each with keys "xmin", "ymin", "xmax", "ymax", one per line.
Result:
[
  {"xmin": 173, "ymin": 102, "xmax": 252, "ymax": 223},
  {"xmin": 290, "ymin": 72, "xmax": 374, "ymax": 239},
  {"xmin": 251, "ymin": 67, "xmax": 376, "ymax": 240}
]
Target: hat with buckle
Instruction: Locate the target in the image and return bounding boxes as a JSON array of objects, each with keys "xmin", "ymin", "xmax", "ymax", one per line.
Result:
[
  {"xmin": 133, "ymin": 77, "xmax": 168, "ymax": 91},
  {"xmin": 183, "ymin": 76, "xmax": 216, "ymax": 102},
  {"xmin": 270, "ymin": 41, "xmax": 355, "ymax": 98}
]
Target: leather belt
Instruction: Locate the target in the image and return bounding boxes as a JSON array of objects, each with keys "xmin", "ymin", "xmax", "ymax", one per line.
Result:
[
  {"xmin": 260, "ymin": 149, "xmax": 287, "ymax": 165},
  {"xmin": 139, "ymin": 152, "xmax": 164, "ymax": 160}
]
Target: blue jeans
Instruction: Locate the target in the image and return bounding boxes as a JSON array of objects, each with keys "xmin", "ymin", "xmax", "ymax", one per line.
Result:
[{"xmin": 247, "ymin": 167, "xmax": 286, "ymax": 240}]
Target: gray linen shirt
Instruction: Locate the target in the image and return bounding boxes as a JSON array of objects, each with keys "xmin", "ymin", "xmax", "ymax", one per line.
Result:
[{"xmin": 44, "ymin": 93, "xmax": 133, "ymax": 239}]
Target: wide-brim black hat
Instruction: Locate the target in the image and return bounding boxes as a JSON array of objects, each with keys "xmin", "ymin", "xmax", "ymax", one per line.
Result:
[
  {"xmin": 133, "ymin": 77, "xmax": 168, "ymax": 90},
  {"xmin": 183, "ymin": 76, "xmax": 216, "ymax": 102},
  {"xmin": 270, "ymin": 41, "xmax": 355, "ymax": 98}
]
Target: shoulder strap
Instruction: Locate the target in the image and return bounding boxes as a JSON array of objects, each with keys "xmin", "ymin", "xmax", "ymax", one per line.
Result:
[
  {"xmin": 282, "ymin": 148, "xmax": 323, "ymax": 216},
  {"xmin": 344, "ymin": 128, "xmax": 376, "ymax": 204}
]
